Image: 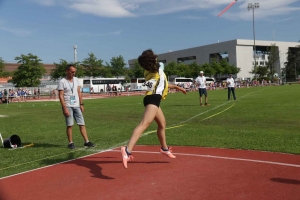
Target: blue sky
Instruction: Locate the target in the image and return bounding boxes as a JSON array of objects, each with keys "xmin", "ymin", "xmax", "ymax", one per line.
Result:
[{"xmin": 0, "ymin": 0, "xmax": 299, "ymax": 66}]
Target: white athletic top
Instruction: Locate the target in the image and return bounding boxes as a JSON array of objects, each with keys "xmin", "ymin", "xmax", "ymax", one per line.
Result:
[
  {"xmin": 195, "ymin": 76, "xmax": 206, "ymax": 89},
  {"xmin": 227, "ymin": 78, "xmax": 235, "ymax": 88}
]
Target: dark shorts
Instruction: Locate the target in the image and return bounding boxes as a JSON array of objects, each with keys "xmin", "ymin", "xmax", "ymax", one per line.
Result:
[
  {"xmin": 198, "ymin": 88, "xmax": 207, "ymax": 97},
  {"xmin": 143, "ymin": 94, "xmax": 161, "ymax": 107}
]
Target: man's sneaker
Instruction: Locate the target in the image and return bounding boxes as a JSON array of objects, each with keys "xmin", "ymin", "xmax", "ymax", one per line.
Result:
[
  {"xmin": 200, "ymin": 103, "xmax": 204, "ymax": 106},
  {"xmin": 84, "ymin": 141, "xmax": 94, "ymax": 147},
  {"xmin": 205, "ymin": 103, "xmax": 210, "ymax": 106},
  {"xmin": 121, "ymin": 146, "xmax": 133, "ymax": 169},
  {"xmin": 68, "ymin": 143, "xmax": 76, "ymax": 149},
  {"xmin": 160, "ymin": 147, "xmax": 176, "ymax": 158}
]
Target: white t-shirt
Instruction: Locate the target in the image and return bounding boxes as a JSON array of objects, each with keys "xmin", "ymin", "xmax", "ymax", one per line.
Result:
[
  {"xmin": 227, "ymin": 78, "xmax": 235, "ymax": 87},
  {"xmin": 195, "ymin": 76, "xmax": 206, "ymax": 89},
  {"xmin": 57, "ymin": 77, "xmax": 80, "ymax": 107}
]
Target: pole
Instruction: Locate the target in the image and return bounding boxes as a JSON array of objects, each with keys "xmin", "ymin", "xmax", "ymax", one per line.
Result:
[
  {"xmin": 73, "ymin": 45, "xmax": 77, "ymax": 63},
  {"xmin": 248, "ymin": 3, "xmax": 259, "ymax": 82},
  {"xmin": 253, "ymin": 7, "xmax": 257, "ymax": 82}
]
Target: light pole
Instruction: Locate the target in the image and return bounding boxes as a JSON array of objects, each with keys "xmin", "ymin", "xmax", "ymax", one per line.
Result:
[
  {"xmin": 248, "ymin": 3, "xmax": 259, "ymax": 82},
  {"xmin": 73, "ymin": 45, "xmax": 77, "ymax": 63}
]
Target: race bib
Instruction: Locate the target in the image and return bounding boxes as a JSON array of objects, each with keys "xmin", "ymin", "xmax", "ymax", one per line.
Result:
[
  {"xmin": 70, "ymin": 96, "xmax": 76, "ymax": 105},
  {"xmin": 143, "ymin": 79, "xmax": 157, "ymax": 91}
]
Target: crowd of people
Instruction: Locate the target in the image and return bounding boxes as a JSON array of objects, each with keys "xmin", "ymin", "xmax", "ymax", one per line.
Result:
[
  {"xmin": 106, "ymin": 84, "xmax": 120, "ymax": 97},
  {"xmin": 0, "ymin": 88, "xmax": 42, "ymax": 103}
]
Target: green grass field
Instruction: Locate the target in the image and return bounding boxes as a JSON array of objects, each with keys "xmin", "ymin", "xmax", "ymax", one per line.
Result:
[{"xmin": 1, "ymin": 85, "xmax": 299, "ymax": 178}]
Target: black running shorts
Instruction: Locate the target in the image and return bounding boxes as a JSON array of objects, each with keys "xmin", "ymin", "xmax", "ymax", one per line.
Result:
[{"xmin": 143, "ymin": 94, "xmax": 162, "ymax": 107}]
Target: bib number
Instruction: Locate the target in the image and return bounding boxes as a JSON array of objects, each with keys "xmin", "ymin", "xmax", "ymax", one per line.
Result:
[
  {"xmin": 143, "ymin": 79, "xmax": 156, "ymax": 91},
  {"xmin": 70, "ymin": 96, "xmax": 76, "ymax": 105}
]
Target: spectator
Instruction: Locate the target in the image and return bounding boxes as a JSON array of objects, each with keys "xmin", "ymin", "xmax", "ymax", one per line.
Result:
[
  {"xmin": 226, "ymin": 74, "xmax": 236, "ymax": 100},
  {"xmin": 195, "ymin": 71, "xmax": 210, "ymax": 106},
  {"xmin": 57, "ymin": 64, "xmax": 94, "ymax": 149}
]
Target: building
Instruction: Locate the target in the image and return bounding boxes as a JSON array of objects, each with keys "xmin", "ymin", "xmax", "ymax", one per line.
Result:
[
  {"xmin": 1, "ymin": 63, "xmax": 56, "ymax": 83},
  {"xmin": 3, "ymin": 63, "xmax": 55, "ymax": 75},
  {"xmin": 128, "ymin": 39, "xmax": 300, "ymax": 81}
]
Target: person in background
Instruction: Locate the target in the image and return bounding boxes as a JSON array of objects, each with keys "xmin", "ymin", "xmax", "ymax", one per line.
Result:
[
  {"xmin": 121, "ymin": 49, "xmax": 187, "ymax": 169},
  {"xmin": 226, "ymin": 74, "xmax": 236, "ymax": 100},
  {"xmin": 195, "ymin": 71, "xmax": 210, "ymax": 106},
  {"xmin": 57, "ymin": 64, "xmax": 94, "ymax": 149}
]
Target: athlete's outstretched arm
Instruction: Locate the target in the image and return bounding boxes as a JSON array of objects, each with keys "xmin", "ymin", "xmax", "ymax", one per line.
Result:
[{"xmin": 168, "ymin": 83, "xmax": 187, "ymax": 94}]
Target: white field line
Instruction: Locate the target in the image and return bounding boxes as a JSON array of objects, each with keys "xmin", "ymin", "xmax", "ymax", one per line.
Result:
[{"xmin": 110, "ymin": 149, "xmax": 300, "ymax": 168}]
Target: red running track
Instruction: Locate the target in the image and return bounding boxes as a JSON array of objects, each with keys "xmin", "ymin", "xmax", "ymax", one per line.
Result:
[{"xmin": 1, "ymin": 146, "xmax": 300, "ymax": 200}]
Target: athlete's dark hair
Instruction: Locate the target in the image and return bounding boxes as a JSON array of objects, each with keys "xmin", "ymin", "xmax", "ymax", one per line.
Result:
[{"xmin": 138, "ymin": 49, "xmax": 160, "ymax": 73}]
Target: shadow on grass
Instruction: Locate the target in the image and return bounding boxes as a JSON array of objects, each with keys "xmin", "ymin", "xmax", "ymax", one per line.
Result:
[
  {"xmin": 24, "ymin": 142, "xmax": 64, "ymax": 148},
  {"xmin": 41, "ymin": 153, "xmax": 169, "ymax": 180},
  {"xmin": 270, "ymin": 178, "xmax": 300, "ymax": 185}
]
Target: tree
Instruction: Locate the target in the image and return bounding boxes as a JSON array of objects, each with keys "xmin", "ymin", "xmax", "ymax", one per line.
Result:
[
  {"xmin": 267, "ymin": 43, "xmax": 280, "ymax": 81},
  {"xmin": 128, "ymin": 60, "xmax": 144, "ymax": 78},
  {"xmin": 109, "ymin": 55, "xmax": 127, "ymax": 77},
  {"xmin": 81, "ymin": 53, "xmax": 103, "ymax": 77},
  {"xmin": 188, "ymin": 62, "xmax": 201, "ymax": 78},
  {"xmin": 228, "ymin": 64, "xmax": 241, "ymax": 75},
  {"xmin": 50, "ymin": 59, "xmax": 69, "ymax": 81},
  {"xmin": 164, "ymin": 61, "xmax": 178, "ymax": 78},
  {"xmin": 0, "ymin": 57, "xmax": 11, "ymax": 78},
  {"xmin": 50, "ymin": 60, "xmax": 84, "ymax": 81},
  {"xmin": 285, "ymin": 45, "xmax": 300, "ymax": 82},
  {"xmin": 210, "ymin": 59, "xmax": 223, "ymax": 78},
  {"xmin": 176, "ymin": 63, "xmax": 191, "ymax": 77},
  {"xmin": 256, "ymin": 66, "xmax": 269, "ymax": 78},
  {"xmin": 202, "ymin": 63, "xmax": 215, "ymax": 77},
  {"xmin": 11, "ymin": 53, "xmax": 46, "ymax": 87}
]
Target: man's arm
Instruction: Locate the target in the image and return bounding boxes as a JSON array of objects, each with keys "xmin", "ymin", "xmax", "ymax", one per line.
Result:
[
  {"xmin": 168, "ymin": 83, "xmax": 187, "ymax": 94},
  {"xmin": 58, "ymin": 90, "xmax": 70, "ymax": 117},
  {"xmin": 77, "ymin": 86, "xmax": 84, "ymax": 112}
]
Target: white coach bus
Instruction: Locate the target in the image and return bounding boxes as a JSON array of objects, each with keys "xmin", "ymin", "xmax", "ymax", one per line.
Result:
[
  {"xmin": 169, "ymin": 77, "xmax": 193, "ymax": 89},
  {"xmin": 79, "ymin": 77, "xmax": 125, "ymax": 93},
  {"xmin": 125, "ymin": 78, "xmax": 147, "ymax": 91}
]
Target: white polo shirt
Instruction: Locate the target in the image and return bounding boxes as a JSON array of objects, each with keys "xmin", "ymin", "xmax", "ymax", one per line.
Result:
[
  {"xmin": 195, "ymin": 76, "xmax": 206, "ymax": 89},
  {"xmin": 227, "ymin": 78, "xmax": 235, "ymax": 88}
]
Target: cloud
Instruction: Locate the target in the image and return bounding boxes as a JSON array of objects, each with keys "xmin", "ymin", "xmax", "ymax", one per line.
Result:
[
  {"xmin": 68, "ymin": 1, "xmax": 136, "ymax": 18},
  {"xmin": 0, "ymin": 26, "xmax": 32, "ymax": 37},
  {"xmin": 75, "ymin": 30, "xmax": 122, "ymax": 37},
  {"xmin": 30, "ymin": 0, "xmax": 300, "ymax": 19}
]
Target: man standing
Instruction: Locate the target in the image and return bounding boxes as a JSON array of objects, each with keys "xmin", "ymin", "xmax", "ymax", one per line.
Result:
[
  {"xmin": 195, "ymin": 71, "xmax": 210, "ymax": 106},
  {"xmin": 58, "ymin": 64, "xmax": 94, "ymax": 149},
  {"xmin": 226, "ymin": 74, "xmax": 236, "ymax": 100}
]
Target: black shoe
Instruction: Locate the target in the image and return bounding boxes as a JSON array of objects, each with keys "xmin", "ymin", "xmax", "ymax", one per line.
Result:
[
  {"xmin": 84, "ymin": 141, "xmax": 94, "ymax": 147},
  {"xmin": 68, "ymin": 143, "xmax": 76, "ymax": 149}
]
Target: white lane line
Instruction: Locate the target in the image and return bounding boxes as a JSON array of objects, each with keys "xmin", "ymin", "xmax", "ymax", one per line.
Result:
[{"xmin": 110, "ymin": 150, "xmax": 300, "ymax": 168}]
